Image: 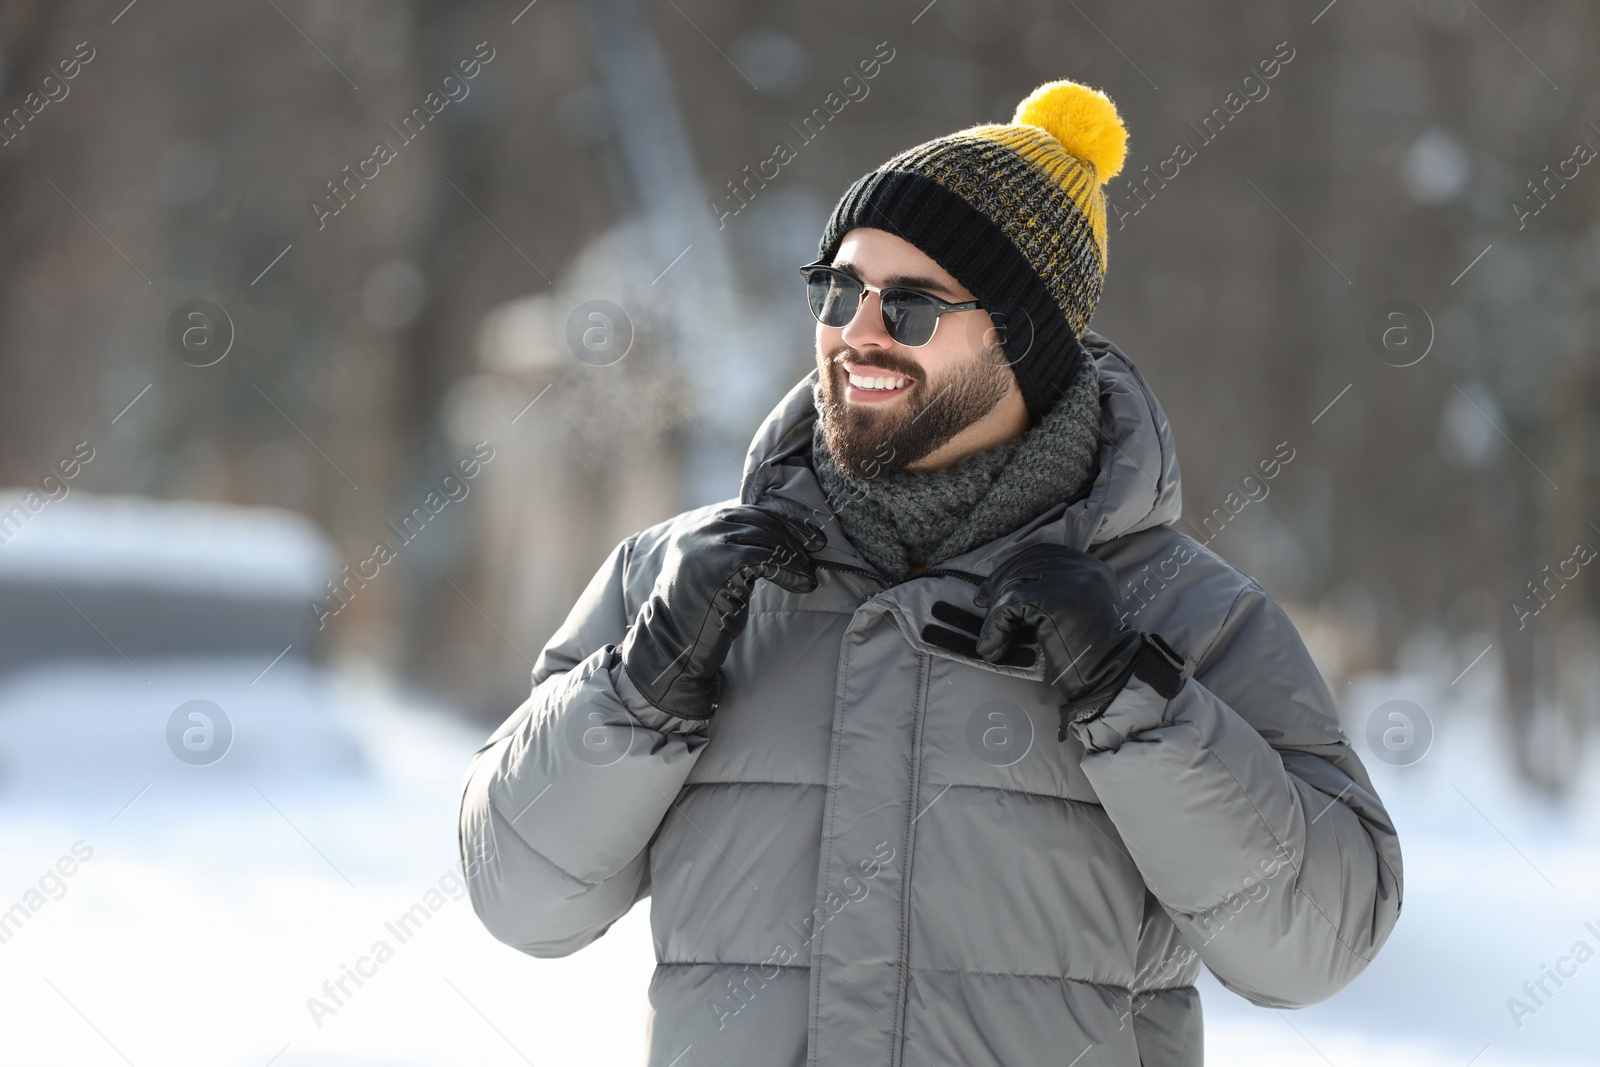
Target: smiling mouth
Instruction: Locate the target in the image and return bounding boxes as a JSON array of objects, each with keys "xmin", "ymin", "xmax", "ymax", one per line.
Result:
[{"xmin": 841, "ymin": 361, "xmax": 916, "ymax": 398}]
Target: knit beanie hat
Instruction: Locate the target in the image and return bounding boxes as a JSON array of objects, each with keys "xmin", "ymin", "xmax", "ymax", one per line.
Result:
[{"xmin": 817, "ymin": 79, "xmax": 1129, "ymax": 420}]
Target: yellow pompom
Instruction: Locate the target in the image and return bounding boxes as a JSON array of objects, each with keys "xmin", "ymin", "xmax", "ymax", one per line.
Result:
[{"xmin": 1011, "ymin": 80, "xmax": 1128, "ymax": 183}]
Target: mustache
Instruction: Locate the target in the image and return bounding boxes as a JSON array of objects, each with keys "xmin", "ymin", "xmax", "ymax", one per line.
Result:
[{"xmin": 826, "ymin": 345, "xmax": 923, "ymax": 382}]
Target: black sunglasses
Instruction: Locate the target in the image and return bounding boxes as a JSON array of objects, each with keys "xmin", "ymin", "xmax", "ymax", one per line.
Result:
[{"xmin": 798, "ymin": 261, "xmax": 983, "ymax": 347}]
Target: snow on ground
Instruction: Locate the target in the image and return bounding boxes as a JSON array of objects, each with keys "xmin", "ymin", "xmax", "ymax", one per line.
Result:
[
  {"xmin": 0, "ymin": 655, "xmax": 655, "ymax": 1067},
  {"xmin": 0, "ymin": 650, "xmax": 1596, "ymax": 1066}
]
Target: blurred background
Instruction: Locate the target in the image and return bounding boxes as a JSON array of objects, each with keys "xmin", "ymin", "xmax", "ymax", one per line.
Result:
[{"xmin": 0, "ymin": 0, "xmax": 1596, "ymax": 1064}]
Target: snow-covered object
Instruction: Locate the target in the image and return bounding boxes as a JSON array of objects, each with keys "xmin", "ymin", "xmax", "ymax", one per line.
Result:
[
  {"xmin": 0, "ymin": 491, "xmax": 338, "ymax": 674},
  {"xmin": 0, "ymin": 489, "xmax": 336, "ymax": 599}
]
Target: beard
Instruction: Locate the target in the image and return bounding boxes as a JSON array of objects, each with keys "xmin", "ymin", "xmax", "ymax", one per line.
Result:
[{"xmin": 816, "ymin": 340, "xmax": 1013, "ymax": 478}]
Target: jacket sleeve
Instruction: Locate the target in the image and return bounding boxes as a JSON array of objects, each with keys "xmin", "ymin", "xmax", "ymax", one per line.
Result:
[
  {"xmin": 1071, "ymin": 579, "xmax": 1403, "ymax": 1009},
  {"xmin": 458, "ymin": 533, "xmax": 713, "ymax": 957}
]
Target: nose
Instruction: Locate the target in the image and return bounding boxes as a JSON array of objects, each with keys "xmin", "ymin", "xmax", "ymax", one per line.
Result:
[{"xmin": 839, "ymin": 288, "xmax": 894, "ymax": 350}]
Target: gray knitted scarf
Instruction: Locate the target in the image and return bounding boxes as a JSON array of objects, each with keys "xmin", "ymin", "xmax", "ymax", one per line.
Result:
[{"xmin": 810, "ymin": 357, "xmax": 1102, "ymax": 583}]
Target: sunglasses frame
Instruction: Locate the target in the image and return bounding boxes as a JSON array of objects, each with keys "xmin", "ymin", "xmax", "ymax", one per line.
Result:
[{"xmin": 798, "ymin": 261, "xmax": 984, "ymax": 347}]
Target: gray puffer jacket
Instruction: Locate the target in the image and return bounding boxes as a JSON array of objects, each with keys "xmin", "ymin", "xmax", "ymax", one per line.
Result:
[{"xmin": 458, "ymin": 331, "xmax": 1404, "ymax": 1067}]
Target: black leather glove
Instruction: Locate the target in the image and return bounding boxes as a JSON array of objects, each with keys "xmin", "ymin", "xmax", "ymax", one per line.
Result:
[
  {"xmin": 619, "ymin": 505, "xmax": 826, "ymax": 720},
  {"xmin": 974, "ymin": 543, "xmax": 1140, "ymax": 691},
  {"xmin": 973, "ymin": 543, "xmax": 1152, "ymax": 726}
]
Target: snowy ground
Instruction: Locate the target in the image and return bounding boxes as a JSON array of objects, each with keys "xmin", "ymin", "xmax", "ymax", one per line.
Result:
[{"xmin": 0, "ymin": 652, "xmax": 1595, "ymax": 1066}]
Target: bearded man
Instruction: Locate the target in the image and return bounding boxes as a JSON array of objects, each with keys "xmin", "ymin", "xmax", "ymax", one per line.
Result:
[{"xmin": 459, "ymin": 78, "xmax": 1403, "ymax": 1067}]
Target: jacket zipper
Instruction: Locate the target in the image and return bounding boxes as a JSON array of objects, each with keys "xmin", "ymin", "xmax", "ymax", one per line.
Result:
[
  {"xmin": 913, "ymin": 567, "xmax": 984, "ymax": 586},
  {"xmin": 813, "ymin": 558, "xmax": 889, "ymax": 583},
  {"xmin": 891, "ymin": 651, "xmax": 933, "ymax": 1067},
  {"xmin": 811, "ymin": 555, "xmax": 986, "ymax": 1065}
]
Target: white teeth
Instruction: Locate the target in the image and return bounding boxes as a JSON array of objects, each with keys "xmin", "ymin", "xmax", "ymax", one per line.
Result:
[{"xmin": 848, "ymin": 370, "xmax": 909, "ymax": 391}]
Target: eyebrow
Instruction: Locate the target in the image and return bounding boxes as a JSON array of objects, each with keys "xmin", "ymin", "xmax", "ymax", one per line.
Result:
[{"xmin": 831, "ymin": 260, "xmax": 960, "ymax": 300}]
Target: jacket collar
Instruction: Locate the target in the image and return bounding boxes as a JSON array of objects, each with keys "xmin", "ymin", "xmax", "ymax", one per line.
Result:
[{"xmin": 739, "ymin": 329, "xmax": 1183, "ymax": 577}]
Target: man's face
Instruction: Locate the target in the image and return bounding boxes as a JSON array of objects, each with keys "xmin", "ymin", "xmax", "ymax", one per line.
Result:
[{"xmin": 814, "ymin": 227, "xmax": 1025, "ymax": 478}]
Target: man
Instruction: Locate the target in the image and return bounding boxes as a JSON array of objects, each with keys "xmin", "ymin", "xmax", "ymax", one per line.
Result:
[{"xmin": 459, "ymin": 79, "xmax": 1402, "ymax": 1067}]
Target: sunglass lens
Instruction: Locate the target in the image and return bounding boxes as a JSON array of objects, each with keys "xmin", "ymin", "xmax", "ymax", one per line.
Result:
[
  {"xmin": 881, "ymin": 291, "xmax": 939, "ymax": 347},
  {"xmin": 805, "ymin": 270, "xmax": 860, "ymax": 328}
]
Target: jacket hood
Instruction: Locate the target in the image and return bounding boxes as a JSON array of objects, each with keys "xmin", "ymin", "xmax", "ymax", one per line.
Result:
[{"xmin": 740, "ymin": 329, "xmax": 1182, "ymax": 573}]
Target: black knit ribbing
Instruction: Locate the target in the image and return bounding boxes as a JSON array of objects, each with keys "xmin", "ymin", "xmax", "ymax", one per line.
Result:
[{"xmin": 817, "ymin": 168, "xmax": 1083, "ymax": 421}]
